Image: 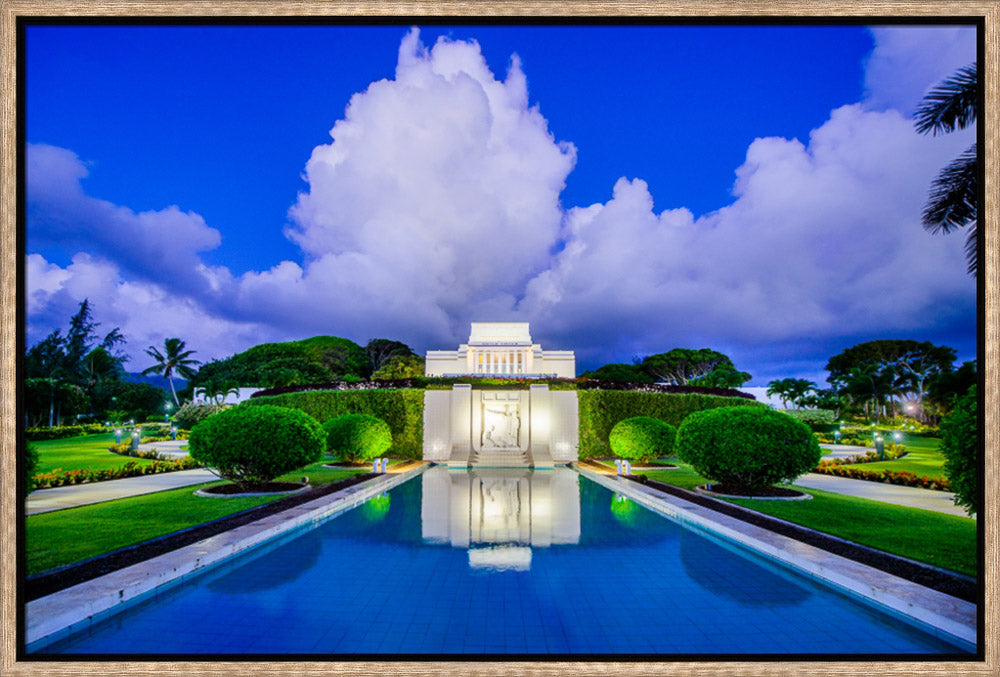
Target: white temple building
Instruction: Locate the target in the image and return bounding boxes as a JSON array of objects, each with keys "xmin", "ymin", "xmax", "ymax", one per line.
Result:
[{"xmin": 424, "ymin": 322, "xmax": 575, "ymax": 378}]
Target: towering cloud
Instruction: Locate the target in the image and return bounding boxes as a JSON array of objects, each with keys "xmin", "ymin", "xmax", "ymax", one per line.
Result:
[
  {"xmin": 278, "ymin": 28, "xmax": 575, "ymax": 340},
  {"xmin": 25, "ymin": 26, "xmax": 977, "ymax": 381}
]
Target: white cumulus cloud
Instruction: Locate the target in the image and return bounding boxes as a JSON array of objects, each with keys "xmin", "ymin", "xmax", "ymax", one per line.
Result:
[
  {"xmin": 863, "ymin": 26, "xmax": 976, "ymax": 114},
  {"xmin": 25, "ymin": 25, "xmax": 978, "ymax": 381},
  {"xmin": 282, "ymin": 28, "xmax": 575, "ymax": 339}
]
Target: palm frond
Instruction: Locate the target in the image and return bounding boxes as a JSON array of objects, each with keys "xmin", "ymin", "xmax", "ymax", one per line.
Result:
[
  {"xmin": 914, "ymin": 63, "xmax": 977, "ymax": 135},
  {"xmin": 922, "ymin": 144, "xmax": 977, "ymax": 234},
  {"xmin": 964, "ymin": 223, "xmax": 978, "ymax": 276}
]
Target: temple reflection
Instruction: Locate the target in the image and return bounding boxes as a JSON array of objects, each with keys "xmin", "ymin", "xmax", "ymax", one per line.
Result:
[{"xmin": 421, "ymin": 466, "xmax": 581, "ymax": 571}]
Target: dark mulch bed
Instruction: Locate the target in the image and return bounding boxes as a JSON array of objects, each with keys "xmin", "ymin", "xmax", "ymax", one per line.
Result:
[
  {"xmin": 199, "ymin": 481, "xmax": 305, "ymax": 495},
  {"xmin": 701, "ymin": 483, "xmax": 806, "ymax": 498},
  {"xmin": 26, "ymin": 473, "xmax": 377, "ymax": 602},
  {"xmin": 628, "ymin": 474, "xmax": 977, "ymax": 603}
]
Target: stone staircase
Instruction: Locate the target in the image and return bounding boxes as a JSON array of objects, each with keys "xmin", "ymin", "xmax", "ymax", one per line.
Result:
[{"xmin": 470, "ymin": 448, "xmax": 531, "ymax": 468}]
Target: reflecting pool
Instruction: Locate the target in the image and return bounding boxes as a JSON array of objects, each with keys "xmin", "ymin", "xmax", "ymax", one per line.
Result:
[{"xmin": 33, "ymin": 467, "xmax": 973, "ymax": 656}]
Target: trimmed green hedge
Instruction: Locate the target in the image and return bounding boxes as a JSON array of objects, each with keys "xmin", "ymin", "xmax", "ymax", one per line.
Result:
[
  {"xmin": 188, "ymin": 405, "xmax": 325, "ymax": 489},
  {"xmin": 609, "ymin": 417, "xmax": 676, "ymax": 462},
  {"xmin": 246, "ymin": 388, "xmax": 424, "ymax": 458},
  {"xmin": 676, "ymin": 406, "xmax": 822, "ymax": 492},
  {"xmin": 577, "ymin": 390, "xmax": 765, "ymax": 459},
  {"xmin": 249, "ymin": 387, "xmax": 762, "ymax": 461},
  {"xmin": 323, "ymin": 414, "xmax": 392, "ymax": 462},
  {"xmin": 25, "ymin": 425, "xmax": 109, "ymax": 441}
]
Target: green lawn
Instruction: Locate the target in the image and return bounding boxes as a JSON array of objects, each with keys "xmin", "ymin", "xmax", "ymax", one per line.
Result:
[
  {"xmin": 31, "ymin": 433, "xmax": 158, "ymax": 474},
  {"xmin": 641, "ymin": 464, "xmax": 976, "ymax": 577},
  {"xmin": 838, "ymin": 435, "xmax": 949, "ymax": 478},
  {"xmin": 26, "ymin": 463, "xmax": 364, "ymax": 575}
]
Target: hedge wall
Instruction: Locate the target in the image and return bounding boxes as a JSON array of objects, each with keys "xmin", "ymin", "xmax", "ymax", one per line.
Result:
[
  {"xmin": 249, "ymin": 386, "xmax": 759, "ymax": 461},
  {"xmin": 25, "ymin": 424, "xmax": 110, "ymax": 441},
  {"xmin": 245, "ymin": 388, "xmax": 424, "ymax": 459},
  {"xmin": 577, "ymin": 390, "xmax": 766, "ymax": 459}
]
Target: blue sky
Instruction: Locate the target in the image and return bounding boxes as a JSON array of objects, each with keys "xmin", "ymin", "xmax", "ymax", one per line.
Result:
[{"xmin": 24, "ymin": 23, "xmax": 978, "ymax": 385}]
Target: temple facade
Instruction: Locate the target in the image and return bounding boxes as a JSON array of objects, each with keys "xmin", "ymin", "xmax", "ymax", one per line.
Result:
[{"xmin": 424, "ymin": 322, "xmax": 575, "ymax": 378}]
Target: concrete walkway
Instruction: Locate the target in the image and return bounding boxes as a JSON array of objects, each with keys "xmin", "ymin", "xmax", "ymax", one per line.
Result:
[
  {"xmin": 136, "ymin": 440, "xmax": 189, "ymax": 458},
  {"xmin": 793, "ymin": 473, "xmax": 973, "ymax": 519},
  {"xmin": 819, "ymin": 443, "xmax": 871, "ymax": 459},
  {"xmin": 26, "ymin": 469, "xmax": 220, "ymax": 515}
]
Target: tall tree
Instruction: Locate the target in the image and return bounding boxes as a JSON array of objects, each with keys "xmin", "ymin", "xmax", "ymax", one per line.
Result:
[
  {"xmin": 24, "ymin": 300, "xmax": 127, "ymax": 426},
  {"xmin": 25, "ymin": 330, "xmax": 68, "ymax": 427},
  {"xmin": 826, "ymin": 340, "xmax": 955, "ymax": 421},
  {"xmin": 688, "ymin": 362, "xmax": 751, "ymax": 388},
  {"xmin": 914, "ymin": 63, "xmax": 978, "ymax": 274},
  {"xmin": 365, "ymin": 339, "xmax": 416, "ymax": 374},
  {"xmin": 142, "ymin": 338, "xmax": 200, "ymax": 406},
  {"xmin": 639, "ymin": 348, "xmax": 747, "ymax": 385}
]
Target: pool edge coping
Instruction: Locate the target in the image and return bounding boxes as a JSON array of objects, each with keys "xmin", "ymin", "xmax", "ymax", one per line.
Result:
[
  {"xmin": 576, "ymin": 465, "xmax": 976, "ymax": 648},
  {"xmin": 25, "ymin": 463, "xmax": 430, "ymax": 649}
]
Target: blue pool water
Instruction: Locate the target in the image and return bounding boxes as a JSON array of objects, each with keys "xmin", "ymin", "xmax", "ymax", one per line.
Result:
[{"xmin": 34, "ymin": 467, "xmax": 973, "ymax": 656}]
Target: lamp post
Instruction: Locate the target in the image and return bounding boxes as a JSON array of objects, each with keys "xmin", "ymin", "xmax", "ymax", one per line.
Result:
[
  {"xmin": 164, "ymin": 401, "xmax": 172, "ymax": 423},
  {"xmin": 874, "ymin": 433, "xmax": 885, "ymax": 460}
]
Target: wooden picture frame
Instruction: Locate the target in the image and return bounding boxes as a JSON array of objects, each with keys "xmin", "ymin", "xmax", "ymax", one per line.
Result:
[{"xmin": 2, "ymin": 2, "xmax": 996, "ymax": 675}]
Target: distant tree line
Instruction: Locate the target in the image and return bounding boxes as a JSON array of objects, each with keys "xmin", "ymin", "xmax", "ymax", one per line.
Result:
[{"xmin": 581, "ymin": 339, "xmax": 974, "ymax": 423}]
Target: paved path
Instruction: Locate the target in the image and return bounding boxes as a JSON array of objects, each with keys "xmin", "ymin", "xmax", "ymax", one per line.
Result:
[
  {"xmin": 26, "ymin": 469, "xmax": 220, "ymax": 515},
  {"xmin": 819, "ymin": 443, "xmax": 871, "ymax": 459},
  {"xmin": 793, "ymin": 473, "xmax": 973, "ymax": 519},
  {"xmin": 137, "ymin": 440, "xmax": 189, "ymax": 458}
]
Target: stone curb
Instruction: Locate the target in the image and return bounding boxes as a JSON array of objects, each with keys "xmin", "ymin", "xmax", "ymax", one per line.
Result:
[{"xmin": 695, "ymin": 483, "xmax": 813, "ymax": 501}]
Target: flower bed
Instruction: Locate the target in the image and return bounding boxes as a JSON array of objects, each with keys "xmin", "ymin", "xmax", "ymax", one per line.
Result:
[
  {"xmin": 811, "ymin": 463, "xmax": 950, "ymax": 491},
  {"xmin": 108, "ymin": 442, "xmax": 189, "ymax": 461},
  {"xmin": 818, "ymin": 448, "xmax": 907, "ymax": 466},
  {"xmin": 31, "ymin": 457, "xmax": 202, "ymax": 489}
]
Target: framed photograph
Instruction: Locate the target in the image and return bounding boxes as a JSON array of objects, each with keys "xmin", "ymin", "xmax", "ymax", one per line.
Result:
[{"xmin": 3, "ymin": 1, "xmax": 995, "ymax": 675}]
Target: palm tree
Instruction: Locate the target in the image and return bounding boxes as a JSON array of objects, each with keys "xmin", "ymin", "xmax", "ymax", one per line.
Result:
[
  {"xmin": 766, "ymin": 378, "xmax": 795, "ymax": 409},
  {"xmin": 914, "ymin": 63, "xmax": 978, "ymax": 274},
  {"xmin": 786, "ymin": 379, "xmax": 817, "ymax": 409},
  {"xmin": 142, "ymin": 338, "xmax": 200, "ymax": 406},
  {"xmin": 195, "ymin": 380, "xmax": 240, "ymax": 405}
]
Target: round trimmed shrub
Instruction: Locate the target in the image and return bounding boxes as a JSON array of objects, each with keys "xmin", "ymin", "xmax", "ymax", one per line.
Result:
[
  {"xmin": 609, "ymin": 416, "xmax": 676, "ymax": 462},
  {"xmin": 675, "ymin": 406, "xmax": 821, "ymax": 493},
  {"xmin": 188, "ymin": 405, "xmax": 325, "ymax": 489},
  {"xmin": 323, "ymin": 414, "xmax": 392, "ymax": 462}
]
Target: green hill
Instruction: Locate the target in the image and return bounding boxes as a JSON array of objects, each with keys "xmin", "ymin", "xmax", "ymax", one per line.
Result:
[{"xmin": 193, "ymin": 336, "xmax": 371, "ymax": 389}]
